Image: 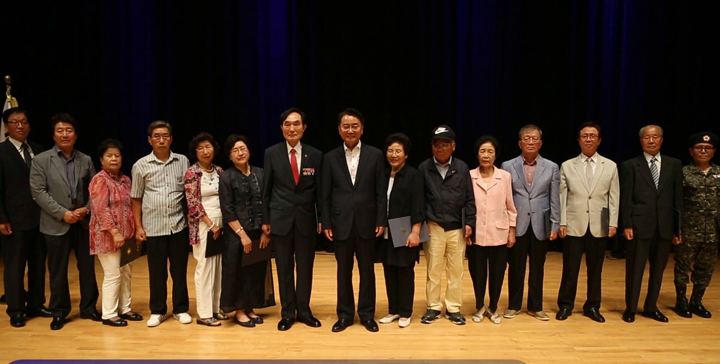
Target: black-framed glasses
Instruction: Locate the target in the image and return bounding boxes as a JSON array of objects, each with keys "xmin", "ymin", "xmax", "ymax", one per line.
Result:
[
  {"xmin": 693, "ymin": 146, "xmax": 715, "ymax": 152},
  {"xmin": 6, "ymin": 120, "xmax": 29, "ymax": 126}
]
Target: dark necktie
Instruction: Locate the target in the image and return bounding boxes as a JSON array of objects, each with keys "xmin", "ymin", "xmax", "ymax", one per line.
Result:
[
  {"xmin": 650, "ymin": 157, "xmax": 659, "ymax": 188},
  {"xmin": 290, "ymin": 149, "xmax": 299, "ymax": 184},
  {"xmin": 22, "ymin": 143, "xmax": 32, "ymax": 168}
]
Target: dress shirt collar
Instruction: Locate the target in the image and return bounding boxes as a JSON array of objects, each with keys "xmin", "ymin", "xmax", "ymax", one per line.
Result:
[
  {"xmin": 580, "ymin": 152, "xmax": 598, "ymax": 164},
  {"xmin": 150, "ymin": 150, "xmax": 178, "ymax": 165},
  {"xmin": 54, "ymin": 145, "xmax": 75, "ymax": 160},
  {"xmin": 644, "ymin": 152, "xmax": 661, "ymax": 163},
  {"xmin": 344, "ymin": 140, "xmax": 362, "ymax": 153},
  {"xmin": 287, "ymin": 141, "xmax": 303, "ymax": 155},
  {"xmin": 434, "ymin": 156, "xmax": 453, "ymax": 168},
  {"xmin": 522, "ymin": 155, "xmax": 539, "ymax": 165},
  {"xmin": 8, "ymin": 137, "xmax": 26, "ymax": 151}
]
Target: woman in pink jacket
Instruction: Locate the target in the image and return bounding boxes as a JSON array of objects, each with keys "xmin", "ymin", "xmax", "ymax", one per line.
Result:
[{"xmin": 468, "ymin": 136, "xmax": 517, "ymax": 324}]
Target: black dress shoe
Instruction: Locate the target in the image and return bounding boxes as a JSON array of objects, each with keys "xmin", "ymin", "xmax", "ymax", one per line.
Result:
[
  {"xmin": 277, "ymin": 318, "xmax": 295, "ymax": 331},
  {"xmin": 360, "ymin": 319, "xmax": 379, "ymax": 332},
  {"xmin": 331, "ymin": 318, "xmax": 353, "ymax": 332},
  {"xmin": 642, "ymin": 310, "xmax": 669, "ymax": 323},
  {"xmin": 26, "ymin": 307, "xmax": 53, "ymax": 318},
  {"xmin": 80, "ymin": 310, "xmax": 102, "ymax": 322},
  {"xmin": 233, "ymin": 316, "xmax": 255, "ymax": 328},
  {"xmin": 102, "ymin": 318, "xmax": 128, "ymax": 327},
  {"xmin": 50, "ymin": 317, "xmax": 66, "ymax": 330},
  {"xmin": 120, "ymin": 312, "xmax": 143, "ymax": 321},
  {"xmin": 583, "ymin": 308, "xmax": 605, "ymax": 323},
  {"xmin": 10, "ymin": 314, "xmax": 25, "ymax": 328},
  {"xmin": 622, "ymin": 311, "xmax": 635, "ymax": 323},
  {"xmin": 555, "ymin": 308, "xmax": 572, "ymax": 321},
  {"xmin": 250, "ymin": 315, "xmax": 264, "ymax": 324},
  {"xmin": 297, "ymin": 315, "xmax": 321, "ymax": 328}
]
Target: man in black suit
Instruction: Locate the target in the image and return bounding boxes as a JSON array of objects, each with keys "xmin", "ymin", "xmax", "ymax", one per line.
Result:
[
  {"xmin": 321, "ymin": 108, "xmax": 386, "ymax": 333},
  {"xmin": 620, "ymin": 124, "xmax": 683, "ymax": 323},
  {"xmin": 262, "ymin": 108, "xmax": 323, "ymax": 331},
  {"xmin": 0, "ymin": 108, "xmax": 52, "ymax": 327}
]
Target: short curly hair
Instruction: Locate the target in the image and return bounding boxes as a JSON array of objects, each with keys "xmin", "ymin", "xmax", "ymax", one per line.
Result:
[{"xmin": 188, "ymin": 133, "xmax": 220, "ymax": 163}]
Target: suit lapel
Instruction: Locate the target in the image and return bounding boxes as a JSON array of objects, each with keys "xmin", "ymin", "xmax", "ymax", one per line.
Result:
[
  {"xmin": 657, "ymin": 156, "xmax": 671, "ymax": 194},
  {"xmin": 335, "ymin": 148, "xmax": 353, "ymax": 187},
  {"xmin": 573, "ymin": 156, "xmax": 591, "ymax": 193},
  {"xmin": 636, "ymin": 156, "xmax": 656, "ymax": 191},
  {"xmin": 353, "ymin": 146, "xmax": 370, "ymax": 189},
  {"xmin": 278, "ymin": 146, "xmax": 295, "ymax": 186},
  {"xmin": 1, "ymin": 141, "xmax": 29, "ymax": 171},
  {"xmin": 49, "ymin": 152, "xmax": 70, "ymax": 187},
  {"xmin": 513, "ymin": 158, "xmax": 530, "ymax": 193},
  {"xmin": 590, "ymin": 156, "xmax": 606, "ymax": 194},
  {"xmin": 530, "ymin": 157, "xmax": 547, "ymax": 195}
]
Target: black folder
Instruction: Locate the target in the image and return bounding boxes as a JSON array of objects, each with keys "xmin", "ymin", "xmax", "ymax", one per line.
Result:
[
  {"xmin": 601, "ymin": 207, "xmax": 610, "ymax": 236},
  {"xmin": 120, "ymin": 239, "xmax": 143, "ymax": 267},
  {"xmin": 205, "ymin": 231, "xmax": 224, "ymax": 258},
  {"xmin": 241, "ymin": 239, "xmax": 273, "ymax": 267},
  {"xmin": 673, "ymin": 208, "xmax": 682, "ymax": 237},
  {"xmin": 543, "ymin": 208, "xmax": 551, "ymax": 235}
]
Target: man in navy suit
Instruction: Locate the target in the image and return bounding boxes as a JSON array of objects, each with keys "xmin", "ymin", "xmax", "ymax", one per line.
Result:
[
  {"xmin": 0, "ymin": 108, "xmax": 52, "ymax": 328},
  {"xmin": 262, "ymin": 108, "xmax": 323, "ymax": 331},
  {"xmin": 501, "ymin": 125, "xmax": 560, "ymax": 321},
  {"xmin": 321, "ymin": 108, "xmax": 386, "ymax": 333},
  {"xmin": 620, "ymin": 124, "xmax": 683, "ymax": 323}
]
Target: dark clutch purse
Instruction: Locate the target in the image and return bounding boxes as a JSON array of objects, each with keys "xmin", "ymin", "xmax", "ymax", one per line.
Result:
[{"xmin": 205, "ymin": 231, "xmax": 224, "ymax": 258}]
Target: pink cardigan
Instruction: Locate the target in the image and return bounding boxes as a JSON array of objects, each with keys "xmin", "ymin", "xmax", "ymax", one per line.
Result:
[{"xmin": 470, "ymin": 166, "xmax": 518, "ymax": 246}]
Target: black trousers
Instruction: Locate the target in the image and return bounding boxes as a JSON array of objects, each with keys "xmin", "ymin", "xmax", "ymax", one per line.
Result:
[
  {"xmin": 44, "ymin": 225, "xmax": 99, "ymax": 318},
  {"xmin": 382, "ymin": 263, "xmax": 415, "ymax": 318},
  {"xmin": 467, "ymin": 244, "xmax": 507, "ymax": 311},
  {"xmin": 146, "ymin": 229, "xmax": 190, "ymax": 315},
  {"xmin": 507, "ymin": 225, "xmax": 548, "ymax": 312},
  {"xmin": 625, "ymin": 231, "xmax": 671, "ymax": 313},
  {"xmin": 557, "ymin": 231, "xmax": 606, "ymax": 311},
  {"xmin": 273, "ymin": 222, "xmax": 316, "ymax": 320},
  {"xmin": 334, "ymin": 226, "xmax": 376, "ymax": 320},
  {"xmin": 2, "ymin": 228, "xmax": 47, "ymax": 317}
]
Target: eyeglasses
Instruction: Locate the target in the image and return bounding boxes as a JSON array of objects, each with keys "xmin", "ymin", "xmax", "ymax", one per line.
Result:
[
  {"xmin": 340, "ymin": 124, "xmax": 362, "ymax": 131},
  {"xmin": 6, "ymin": 120, "xmax": 29, "ymax": 126},
  {"xmin": 522, "ymin": 136, "xmax": 540, "ymax": 143},
  {"xmin": 231, "ymin": 147, "xmax": 248, "ymax": 155},
  {"xmin": 580, "ymin": 134, "xmax": 599, "ymax": 140},
  {"xmin": 693, "ymin": 146, "xmax": 716, "ymax": 152},
  {"xmin": 151, "ymin": 134, "xmax": 171, "ymax": 141},
  {"xmin": 432, "ymin": 142, "xmax": 452, "ymax": 149},
  {"xmin": 196, "ymin": 145, "xmax": 214, "ymax": 152}
]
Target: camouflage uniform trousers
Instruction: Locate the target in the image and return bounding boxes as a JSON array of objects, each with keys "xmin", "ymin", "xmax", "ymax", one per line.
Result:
[{"xmin": 674, "ymin": 240, "xmax": 719, "ymax": 289}]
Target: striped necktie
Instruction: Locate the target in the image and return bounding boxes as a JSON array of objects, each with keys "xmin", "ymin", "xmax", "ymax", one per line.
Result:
[{"xmin": 649, "ymin": 157, "xmax": 659, "ymax": 188}]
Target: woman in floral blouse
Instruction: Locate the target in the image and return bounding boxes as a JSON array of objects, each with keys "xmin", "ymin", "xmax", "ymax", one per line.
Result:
[
  {"xmin": 89, "ymin": 139, "xmax": 141, "ymax": 327},
  {"xmin": 184, "ymin": 133, "xmax": 225, "ymax": 326}
]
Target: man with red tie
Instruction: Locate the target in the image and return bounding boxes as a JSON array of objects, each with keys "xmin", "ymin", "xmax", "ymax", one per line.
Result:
[{"xmin": 262, "ymin": 108, "xmax": 323, "ymax": 331}]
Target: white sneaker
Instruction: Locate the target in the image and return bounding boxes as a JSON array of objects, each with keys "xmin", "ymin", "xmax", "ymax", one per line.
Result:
[
  {"xmin": 147, "ymin": 314, "xmax": 165, "ymax": 327},
  {"xmin": 379, "ymin": 314, "xmax": 400, "ymax": 324},
  {"xmin": 398, "ymin": 317, "xmax": 411, "ymax": 328},
  {"xmin": 173, "ymin": 312, "xmax": 192, "ymax": 324}
]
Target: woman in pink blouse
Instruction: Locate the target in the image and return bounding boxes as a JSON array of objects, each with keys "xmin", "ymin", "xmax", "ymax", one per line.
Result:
[
  {"xmin": 184, "ymin": 133, "xmax": 224, "ymax": 326},
  {"xmin": 468, "ymin": 136, "xmax": 517, "ymax": 324},
  {"xmin": 89, "ymin": 139, "xmax": 140, "ymax": 327}
]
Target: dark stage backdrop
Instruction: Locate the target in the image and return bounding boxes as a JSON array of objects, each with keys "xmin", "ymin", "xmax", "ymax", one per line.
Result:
[{"xmin": 1, "ymin": 1, "xmax": 718, "ymax": 174}]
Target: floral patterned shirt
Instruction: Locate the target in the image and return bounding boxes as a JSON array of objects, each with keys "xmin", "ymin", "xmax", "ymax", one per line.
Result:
[
  {"xmin": 89, "ymin": 169, "xmax": 135, "ymax": 255},
  {"xmin": 184, "ymin": 163, "xmax": 224, "ymax": 245}
]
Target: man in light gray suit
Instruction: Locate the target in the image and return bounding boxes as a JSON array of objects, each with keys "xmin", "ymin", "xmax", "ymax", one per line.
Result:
[
  {"xmin": 501, "ymin": 125, "xmax": 559, "ymax": 321},
  {"xmin": 29, "ymin": 113, "xmax": 99, "ymax": 330},
  {"xmin": 556, "ymin": 121, "xmax": 619, "ymax": 323}
]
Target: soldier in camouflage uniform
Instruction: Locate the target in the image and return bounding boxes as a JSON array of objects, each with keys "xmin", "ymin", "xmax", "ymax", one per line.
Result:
[{"xmin": 674, "ymin": 131, "xmax": 720, "ymax": 319}]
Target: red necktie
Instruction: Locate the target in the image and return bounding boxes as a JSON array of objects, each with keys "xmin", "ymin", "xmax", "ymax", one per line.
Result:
[{"xmin": 290, "ymin": 149, "xmax": 299, "ymax": 184}]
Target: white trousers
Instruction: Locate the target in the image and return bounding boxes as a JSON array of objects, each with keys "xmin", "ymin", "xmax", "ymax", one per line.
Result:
[
  {"xmin": 193, "ymin": 216, "xmax": 223, "ymax": 319},
  {"xmin": 97, "ymin": 251, "xmax": 132, "ymax": 320}
]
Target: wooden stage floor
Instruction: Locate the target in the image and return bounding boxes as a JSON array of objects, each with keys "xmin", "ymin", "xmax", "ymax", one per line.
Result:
[{"xmin": 0, "ymin": 250, "xmax": 718, "ymax": 364}]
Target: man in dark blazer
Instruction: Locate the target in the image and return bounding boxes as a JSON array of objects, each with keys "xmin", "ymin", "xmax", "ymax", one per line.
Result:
[
  {"xmin": 500, "ymin": 124, "xmax": 560, "ymax": 321},
  {"xmin": 0, "ymin": 108, "xmax": 52, "ymax": 328},
  {"xmin": 620, "ymin": 124, "xmax": 683, "ymax": 323},
  {"xmin": 29, "ymin": 113, "xmax": 99, "ymax": 330},
  {"xmin": 262, "ymin": 108, "xmax": 323, "ymax": 331},
  {"xmin": 321, "ymin": 108, "xmax": 386, "ymax": 333}
]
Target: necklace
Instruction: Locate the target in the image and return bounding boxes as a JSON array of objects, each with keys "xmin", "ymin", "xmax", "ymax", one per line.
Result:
[{"xmin": 199, "ymin": 164, "xmax": 214, "ymax": 173}]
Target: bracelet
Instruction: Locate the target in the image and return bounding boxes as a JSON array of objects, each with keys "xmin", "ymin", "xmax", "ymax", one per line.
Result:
[
  {"xmin": 208, "ymin": 222, "xmax": 216, "ymax": 229},
  {"xmin": 234, "ymin": 227, "xmax": 244, "ymax": 234}
]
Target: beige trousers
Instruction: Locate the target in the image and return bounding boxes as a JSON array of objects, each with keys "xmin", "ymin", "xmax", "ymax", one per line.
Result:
[{"xmin": 424, "ymin": 221, "xmax": 465, "ymax": 313}]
